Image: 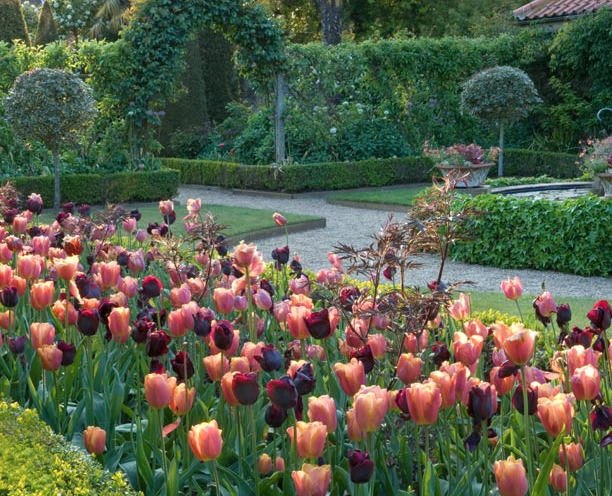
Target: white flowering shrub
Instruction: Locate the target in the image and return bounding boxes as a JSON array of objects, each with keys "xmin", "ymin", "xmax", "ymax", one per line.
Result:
[{"xmin": 51, "ymin": 0, "xmax": 101, "ymax": 38}]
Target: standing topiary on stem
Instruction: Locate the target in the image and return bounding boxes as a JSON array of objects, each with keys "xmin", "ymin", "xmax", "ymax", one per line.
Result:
[
  {"xmin": 460, "ymin": 66, "xmax": 541, "ymax": 177},
  {"xmin": 4, "ymin": 68, "xmax": 97, "ymax": 209}
]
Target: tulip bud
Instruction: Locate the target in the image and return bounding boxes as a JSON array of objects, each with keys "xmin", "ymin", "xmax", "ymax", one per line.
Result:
[
  {"xmin": 188, "ymin": 420, "xmax": 223, "ymax": 461},
  {"xmin": 38, "ymin": 344, "xmax": 63, "ymax": 371},
  {"xmin": 272, "ymin": 212, "xmax": 287, "ymax": 226},
  {"xmin": 287, "ymin": 421, "xmax": 327, "ymax": 459},
  {"xmin": 267, "ymin": 376, "xmax": 298, "ymax": 410},
  {"xmin": 549, "ymin": 464, "xmax": 567, "ymax": 492},
  {"xmin": 307, "ymin": 395, "xmax": 337, "ymax": 433},
  {"xmin": 348, "ymin": 449, "xmax": 374, "ymax": 484},
  {"xmin": 169, "ymin": 382, "xmax": 195, "ymax": 415},
  {"xmin": 83, "ymin": 426, "xmax": 106, "ymax": 455},
  {"xmin": 30, "ymin": 322, "xmax": 55, "ymax": 350},
  {"xmin": 396, "ymin": 353, "xmax": 422, "ymax": 384},
  {"xmin": 559, "ymin": 442, "xmax": 583, "ymax": 472},
  {"xmin": 232, "ymin": 372, "xmax": 260, "ymax": 406},
  {"xmin": 500, "ymin": 276, "xmax": 522, "ymax": 300},
  {"xmin": 494, "ymin": 456, "xmax": 528, "ymax": 496},
  {"xmin": 292, "ymin": 464, "xmax": 331, "ymax": 496},
  {"xmin": 144, "ymin": 373, "xmax": 176, "ymax": 409}
]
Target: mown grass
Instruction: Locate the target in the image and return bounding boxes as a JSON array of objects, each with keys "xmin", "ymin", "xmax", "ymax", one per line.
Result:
[{"xmin": 327, "ymin": 186, "xmax": 426, "ymax": 206}]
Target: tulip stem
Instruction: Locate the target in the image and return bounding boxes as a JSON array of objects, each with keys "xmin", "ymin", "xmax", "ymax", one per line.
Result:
[
  {"xmin": 210, "ymin": 459, "xmax": 221, "ymax": 496},
  {"xmin": 562, "ymin": 442, "xmax": 571, "ymax": 496},
  {"xmin": 520, "ymin": 367, "xmax": 535, "ymax": 490},
  {"xmin": 249, "ymin": 405, "xmax": 260, "ymax": 496},
  {"xmin": 158, "ymin": 408, "xmax": 170, "ymax": 495},
  {"xmin": 85, "ymin": 338, "xmax": 94, "ymax": 425},
  {"xmin": 245, "ymin": 266, "xmax": 255, "ymax": 342},
  {"xmin": 514, "ymin": 300, "xmax": 524, "ymax": 324}
]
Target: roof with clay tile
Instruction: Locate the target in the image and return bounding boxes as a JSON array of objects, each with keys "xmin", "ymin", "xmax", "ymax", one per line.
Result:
[{"xmin": 513, "ymin": 0, "xmax": 612, "ymax": 21}]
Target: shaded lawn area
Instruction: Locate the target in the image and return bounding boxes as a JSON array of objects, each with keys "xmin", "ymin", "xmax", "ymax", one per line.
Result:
[
  {"xmin": 39, "ymin": 203, "xmax": 321, "ymax": 238},
  {"xmin": 327, "ymin": 186, "xmax": 427, "ymax": 206}
]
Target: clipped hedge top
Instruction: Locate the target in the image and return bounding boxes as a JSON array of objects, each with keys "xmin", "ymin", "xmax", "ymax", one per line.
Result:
[{"xmin": 0, "ymin": 400, "xmax": 141, "ymax": 495}]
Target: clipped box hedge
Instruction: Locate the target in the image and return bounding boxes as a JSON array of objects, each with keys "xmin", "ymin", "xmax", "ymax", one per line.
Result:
[
  {"xmin": 500, "ymin": 148, "xmax": 581, "ymax": 179},
  {"xmin": 162, "ymin": 156, "xmax": 434, "ymax": 192},
  {"xmin": 0, "ymin": 400, "xmax": 140, "ymax": 495},
  {"xmin": 452, "ymin": 193, "xmax": 612, "ymax": 277},
  {"xmin": 10, "ymin": 169, "xmax": 180, "ymax": 206}
]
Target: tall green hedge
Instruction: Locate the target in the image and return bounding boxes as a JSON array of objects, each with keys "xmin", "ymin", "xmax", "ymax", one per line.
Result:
[
  {"xmin": 452, "ymin": 193, "xmax": 612, "ymax": 277},
  {"xmin": 496, "ymin": 148, "xmax": 581, "ymax": 178},
  {"xmin": 34, "ymin": 1, "xmax": 58, "ymax": 46},
  {"xmin": 162, "ymin": 156, "xmax": 434, "ymax": 192},
  {"xmin": 11, "ymin": 169, "xmax": 179, "ymax": 206},
  {"xmin": 0, "ymin": 0, "xmax": 30, "ymax": 46}
]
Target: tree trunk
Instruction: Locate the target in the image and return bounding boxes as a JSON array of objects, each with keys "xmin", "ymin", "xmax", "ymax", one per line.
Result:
[
  {"xmin": 53, "ymin": 150, "xmax": 60, "ymax": 209},
  {"xmin": 317, "ymin": 0, "xmax": 343, "ymax": 45},
  {"xmin": 498, "ymin": 122, "xmax": 505, "ymax": 177},
  {"xmin": 274, "ymin": 72, "xmax": 286, "ymax": 164}
]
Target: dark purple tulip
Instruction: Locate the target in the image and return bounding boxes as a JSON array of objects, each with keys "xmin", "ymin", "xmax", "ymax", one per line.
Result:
[
  {"xmin": 61, "ymin": 202, "xmax": 75, "ymax": 214},
  {"xmin": 28, "ymin": 226, "xmax": 42, "ymax": 238},
  {"xmin": 7, "ymin": 335, "xmax": 26, "ymax": 354},
  {"xmin": 382, "ymin": 266, "xmax": 396, "ymax": 281},
  {"xmin": 464, "ymin": 430, "xmax": 481, "ymax": 452},
  {"xmin": 117, "ymin": 251, "xmax": 129, "ymax": 267},
  {"xmin": 232, "ymin": 372, "xmax": 260, "ymax": 406},
  {"xmin": 351, "ymin": 345, "xmax": 375, "ymax": 374},
  {"xmin": 289, "ymin": 259, "xmax": 302, "ymax": 275},
  {"xmin": 57, "ymin": 340, "xmax": 76, "ymax": 366},
  {"xmin": 171, "ymin": 351, "xmax": 194, "ymax": 381},
  {"xmin": 348, "ymin": 450, "xmax": 374, "ymax": 484},
  {"xmin": 77, "ymin": 204, "xmax": 91, "ymax": 217},
  {"xmin": 339, "ymin": 286, "xmax": 360, "ymax": 312},
  {"xmin": 163, "ymin": 211, "xmax": 176, "ymax": 226},
  {"xmin": 601, "ymin": 432, "xmax": 612, "ymax": 447},
  {"xmin": 593, "ymin": 335, "xmax": 605, "ymax": 353},
  {"xmin": 512, "ymin": 384, "xmax": 537, "ymax": 415},
  {"xmin": 304, "ymin": 308, "xmax": 332, "ymax": 340},
  {"xmin": 146, "ymin": 330, "xmax": 171, "ymax": 357},
  {"xmin": 98, "ymin": 299, "xmax": 118, "ymax": 328},
  {"xmin": 265, "ymin": 404, "xmax": 288, "ymax": 428},
  {"xmin": 141, "ymin": 275, "xmax": 162, "ymax": 299},
  {"xmin": 3, "ymin": 208, "xmax": 17, "ymax": 224},
  {"xmin": 266, "ymin": 376, "xmax": 298, "ymax": 410},
  {"xmin": 0, "ymin": 286, "xmax": 19, "ymax": 308},
  {"xmin": 193, "ymin": 309, "xmax": 214, "ymax": 338},
  {"xmin": 556, "ymin": 303, "xmax": 572, "ymax": 327},
  {"xmin": 149, "ymin": 358, "xmax": 165, "ymax": 374},
  {"xmin": 25, "ymin": 195, "xmax": 43, "ymax": 215},
  {"xmin": 215, "ymin": 236, "xmax": 228, "ymax": 257},
  {"xmin": 255, "ymin": 344, "xmax": 282, "ymax": 372},
  {"xmin": 212, "ymin": 320, "xmax": 234, "ymax": 350},
  {"xmin": 271, "ymin": 246, "xmax": 290, "ymax": 265},
  {"xmin": 590, "ymin": 405, "xmax": 612, "ymax": 431},
  {"xmin": 468, "ymin": 384, "xmax": 496, "ymax": 422},
  {"xmin": 132, "ymin": 318, "xmax": 154, "ymax": 344},
  {"xmin": 220, "ymin": 259, "xmax": 232, "ymax": 276},
  {"xmin": 564, "ymin": 326, "xmax": 593, "ymax": 348},
  {"xmin": 498, "ymin": 360, "xmax": 520, "ymax": 379},
  {"xmin": 395, "ymin": 387, "xmax": 410, "ymax": 417},
  {"xmin": 259, "ymin": 279, "xmax": 274, "ymax": 297},
  {"xmin": 587, "ymin": 300, "xmax": 611, "ymax": 331},
  {"xmin": 77, "ymin": 309, "xmax": 99, "ymax": 336},
  {"xmin": 130, "ymin": 209, "xmax": 142, "ymax": 221},
  {"xmin": 431, "ymin": 342, "xmax": 451, "ymax": 367},
  {"xmin": 293, "ymin": 362, "xmax": 315, "ymax": 396}
]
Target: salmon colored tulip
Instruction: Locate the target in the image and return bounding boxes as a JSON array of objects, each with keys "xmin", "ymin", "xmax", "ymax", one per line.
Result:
[
  {"xmin": 353, "ymin": 385, "xmax": 389, "ymax": 432},
  {"xmin": 188, "ymin": 420, "xmax": 223, "ymax": 461},
  {"xmin": 213, "ymin": 287, "xmax": 234, "ymax": 314},
  {"xmin": 108, "ymin": 307, "xmax": 131, "ymax": 343},
  {"xmin": 307, "ymin": 395, "xmax": 337, "ymax": 433},
  {"xmin": 334, "ymin": 358, "xmax": 366, "ymax": 396},
  {"xmin": 448, "ymin": 293, "xmax": 470, "ymax": 320},
  {"xmin": 167, "ymin": 308, "xmax": 189, "ymax": 338},
  {"xmin": 464, "ymin": 318, "xmax": 488, "ymax": 339},
  {"xmin": 169, "ymin": 383, "xmax": 195, "ymax": 415},
  {"xmin": 51, "ymin": 299, "xmax": 78, "ymax": 326},
  {"xmin": 31, "ymin": 236, "xmax": 50, "ymax": 256},
  {"xmin": 287, "ymin": 305, "xmax": 311, "ymax": 340},
  {"xmin": 98, "ymin": 261, "xmax": 121, "ymax": 291},
  {"xmin": 230, "ymin": 356, "xmax": 250, "ymax": 373},
  {"xmin": 453, "ymin": 332, "xmax": 484, "ymax": 366},
  {"xmin": 203, "ymin": 353, "xmax": 228, "ymax": 382},
  {"xmin": 221, "ymin": 372, "xmax": 240, "ymax": 406},
  {"xmin": 17, "ymin": 254, "xmax": 43, "ymax": 280},
  {"xmin": 0, "ymin": 264, "xmax": 12, "ymax": 287},
  {"xmin": 30, "ymin": 280, "xmax": 55, "ymax": 311},
  {"xmin": 549, "ymin": 464, "xmax": 567, "ymax": 492},
  {"xmin": 37, "ymin": 344, "xmax": 63, "ymax": 371},
  {"xmin": 118, "ymin": 276, "xmax": 138, "ymax": 298},
  {"xmin": 491, "ymin": 322, "xmax": 521, "ymax": 349},
  {"xmin": 559, "ymin": 441, "xmax": 583, "ymax": 472},
  {"xmin": 258, "ymin": 453, "xmax": 273, "ymax": 475},
  {"xmin": 490, "ymin": 366, "xmax": 515, "ymax": 396},
  {"xmin": 404, "ymin": 382, "xmax": 442, "ymax": 425},
  {"xmin": 570, "ymin": 364, "xmax": 600, "ymax": 401},
  {"xmin": 144, "ymin": 373, "xmax": 176, "ymax": 409},
  {"xmin": 54, "ymin": 255, "xmax": 79, "ymax": 280},
  {"xmin": 12, "ymin": 215, "xmax": 28, "ymax": 233},
  {"xmin": 170, "ymin": 284, "xmax": 191, "ymax": 308},
  {"xmin": 83, "ymin": 426, "xmax": 106, "ymax": 455},
  {"xmin": 502, "ymin": 329, "xmax": 537, "ymax": 366},
  {"xmin": 494, "ymin": 455, "xmax": 528, "ymax": 496},
  {"xmin": 500, "ymin": 276, "xmax": 523, "ymax": 300},
  {"xmin": 345, "ymin": 408, "xmax": 364, "ymax": 442},
  {"xmin": 366, "ymin": 333, "xmax": 386, "ymax": 358},
  {"xmin": 403, "ymin": 330, "xmax": 429, "ymax": 353},
  {"xmin": 233, "ymin": 241, "xmax": 257, "ymax": 268},
  {"xmin": 396, "ymin": 353, "xmax": 422, "ymax": 384},
  {"xmin": 535, "ymin": 291, "xmax": 557, "ymax": 317},
  {"xmin": 273, "ymin": 212, "xmax": 287, "ymax": 226},
  {"xmin": 9, "ymin": 275, "xmax": 26, "ymax": 296},
  {"xmin": 30, "ymin": 322, "xmax": 55, "ymax": 349},
  {"xmin": 0, "ymin": 310, "xmax": 14, "ymax": 330},
  {"xmin": 428, "ymin": 370, "xmax": 456, "ymax": 408},
  {"xmin": 291, "ymin": 463, "xmax": 331, "ymax": 496},
  {"xmin": 287, "ymin": 421, "xmax": 327, "ymax": 459},
  {"xmin": 537, "ymin": 393, "xmax": 575, "ymax": 437},
  {"xmin": 566, "ymin": 345, "xmax": 600, "ymax": 375}
]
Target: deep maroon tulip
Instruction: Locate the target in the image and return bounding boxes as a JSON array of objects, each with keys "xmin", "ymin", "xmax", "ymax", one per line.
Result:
[
  {"xmin": 304, "ymin": 308, "xmax": 332, "ymax": 340},
  {"xmin": 266, "ymin": 376, "xmax": 298, "ymax": 410},
  {"xmin": 163, "ymin": 210, "xmax": 176, "ymax": 226},
  {"xmin": 98, "ymin": 299, "xmax": 118, "ymax": 328},
  {"xmin": 75, "ymin": 274, "xmax": 101, "ymax": 299},
  {"xmin": 348, "ymin": 449, "xmax": 374, "ymax": 484},
  {"xmin": 171, "ymin": 351, "xmax": 194, "ymax": 381},
  {"xmin": 498, "ymin": 360, "xmax": 520, "ymax": 379},
  {"xmin": 137, "ymin": 305, "xmax": 167, "ymax": 327},
  {"xmin": 220, "ymin": 259, "xmax": 232, "ymax": 276},
  {"xmin": 57, "ymin": 340, "xmax": 76, "ymax": 366},
  {"xmin": 351, "ymin": 345, "xmax": 375, "ymax": 374},
  {"xmin": 183, "ymin": 264, "xmax": 199, "ymax": 279},
  {"xmin": 25, "ymin": 194, "xmax": 43, "ymax": 215},
  {"xmin": 215, "ymin": 236, "xmax": 228, "ymax": 257},
  {"xmin": 62, "ymin": 202, "xmax": 75, "ymax": 214},
  {"xmin": 7, "ymin": 335, "xmax": 26, "ymax": 354},
  {"xmin": 265, "ymin": 404, "xmax": 288, "ymax": 428},
  {"xmin": 77, "ymin": 204, "xmax": 91, "ymax": 217},
  {"xmin": 130, "ymin": 209, "xmax": 142, "ymax": 221},
  {"xmin": 232, "ymin": 372, "xmax": 260, "ymax": 406},
  {"xmin": 77, "ymin": 309, "xmax": 100, "ymax": 336},
  {"xmin": 193, "ymin": 309, "xmax": 214, "ymax": 338},
  {"xmin": 601, "ymin": 432, "xmax": 612, "ymax": 447},
  {"xmin": 289, "ymin": 259, "xmax": 303, "ymax": 276},
  {"xmin": 468, "ymin": 384, "xmax": 496, "ymax": 422},
  {"xmin": 146, "ymin": 330, "xmax": 171, "ymax": 357},
  {"xmin": 382, "ymin": 266, "xmax": 396, "ymax": 281},
  {"xmin": 117, "ymin": 251, "xmax": 129, "ymax": 267},
  {"xmin": 395, "ymin": 387, "xmax": 411, "ymax": 416},
  {"xmin": 293, "ymin": 362, "xmax": 315, "ymax": 396},
  {"xmin": 212, "ymin": 320, "xmax": 234, "ymax": 350},
  {"xmin": 587, "ymin": 300, "xmax": 611, "ymax": 331},
  {"xmin": 556, "ymin": 303, "xmax": 572, "ymax": 327},
  {"xmin": 564, "ymin": 326, "xmax": 594, "ymax": 348},
  {"xmin": 255, "ymin": 344, "xmax": 282, "ymax": 372},
  {"xmin": 149, "ymin": 358, "xmax": 165, "ymax": 374},
  {"xmin": 271, "ymin": 246, "xmax": 290, "ymax": 265},
  {"xmin": 339, "ymin": 287, "xmax": 360, "ymax": 312},
  {"xmin": 28, "ymin": 226, "xmax": 42, "ymax": 238},
  {"xmin": 464, "ymin": 430, "xmax": 481, "ymax": 452},
  {"xmin": 431, "ymin": 342, "xmax": 451, "ymax": 367},
  {"xmin": 260, "ymin": 279, "xmax": 275, "ymax": 297},
  {"xmin": 0, "ymin": 286, "xmax": 19, "ymax": 308},
  {"xmin": 141, "ymin": 275, "xmax": 162, "ymax": 299},
  {"xmin": 132, "ymin": 318, "xmax": 155, "ymax": 344},
  {"xmin": 590, "ymin": 404, "xmax": 612, "ymax": 431},
  {"xmin": 512, "ymin": 384, "xmax": 537, "ymax": 415},
  {"xmin": 593, "ymin": 335, "xmax": 605, "ymax": 353},
  {"xmin": 3, "ymin": 208, "xmax": 17, "ymax": 224}
]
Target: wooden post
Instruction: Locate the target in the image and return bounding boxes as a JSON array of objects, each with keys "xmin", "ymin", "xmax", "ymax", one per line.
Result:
[{"xmin": 274, "ymin": 72, "xmax": 286, "ymax": 164}]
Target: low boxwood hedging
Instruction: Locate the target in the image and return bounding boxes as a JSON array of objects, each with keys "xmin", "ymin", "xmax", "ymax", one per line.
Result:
[
  {"xmin": 452, "ymin": 193, "xmax": 612, "ymax": 277},
  {"xmin": 0, "ymin": 400, "xmax": 140, "ymax": 495},
  {"xmin": 500, "ymin": 148, "xmax": 581, "ymax": 178},
  {"xmin": 162, "ymin": 156, "xmax": 434, "ymax": 192},
  {"xmin": 10, "ymin": 169, "xmax": 180, "ymax": 206}
]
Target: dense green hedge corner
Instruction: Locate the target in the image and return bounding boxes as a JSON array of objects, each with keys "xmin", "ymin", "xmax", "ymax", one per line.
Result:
[{"xmin": 0, "ymin": 401, "xmax": 140, "ymax": 495}]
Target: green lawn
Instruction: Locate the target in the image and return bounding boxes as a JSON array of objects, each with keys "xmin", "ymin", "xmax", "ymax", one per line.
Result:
[
  {"xmin": 40, "ymin": 203, "xmax": 320, "ymax": 239},
  {"xmin": 327, "ymin": 186, "xmax": 426, "ymax": 206}
]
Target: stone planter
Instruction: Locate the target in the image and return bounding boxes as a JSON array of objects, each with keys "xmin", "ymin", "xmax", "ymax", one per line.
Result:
[
  {"xmin": 434, "ymin": 163, "xmax": 494, "ymax": 188},
  {"xmin": 596, "ymin": 172, "xmax": 612, "ymax": 198}
]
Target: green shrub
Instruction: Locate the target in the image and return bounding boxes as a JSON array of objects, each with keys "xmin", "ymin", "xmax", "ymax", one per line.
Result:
[
  {"xmin": 11, "ymin": 169, "xmax": 179, "ymax": 205},
  {"xmin": 163, "ymin": 156, "xmax": 434, "ymax": 192},
  {"xmin": 34, "ymin": 1, "xmax": 58, "ymax": 46},
  {"xmin": 499, "ymin": 148, "xmax": 581, "ymax": 178},
  {"xmin": 0, "ymin": 401, "xmax": 140, "ymax": 495},
  {"xmin": 452, "ymin": 193, "xmax": 612, "ymax": 276},
  {"xmin": 0, "ymin": 0, "xmax": 30, "ymax": 46}
]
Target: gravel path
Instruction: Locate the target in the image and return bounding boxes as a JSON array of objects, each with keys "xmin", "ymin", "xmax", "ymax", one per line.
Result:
[{"xmin": 175, "ymin": 185, "xmax": 612, "ymax": 300}]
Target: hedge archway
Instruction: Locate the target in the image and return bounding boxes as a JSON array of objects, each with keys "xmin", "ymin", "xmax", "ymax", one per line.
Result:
[{"xmin": 121, "ymin": 0, "xmax": 285, "ymax": 129}]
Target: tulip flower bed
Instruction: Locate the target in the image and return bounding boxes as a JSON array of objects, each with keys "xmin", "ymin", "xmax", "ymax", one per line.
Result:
[{"xmin": 0, "ymin": 180, "xmax": 611, "ymax": 496}]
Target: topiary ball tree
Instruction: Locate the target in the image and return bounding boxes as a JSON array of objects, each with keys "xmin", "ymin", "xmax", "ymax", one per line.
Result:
[
  {"xmin": 460, "ymin": 66, "xmax": 541, "ymax": 177},
  {"xmin": 4, "ymin": 68, "xmax": 97, "ymax": 208}
]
